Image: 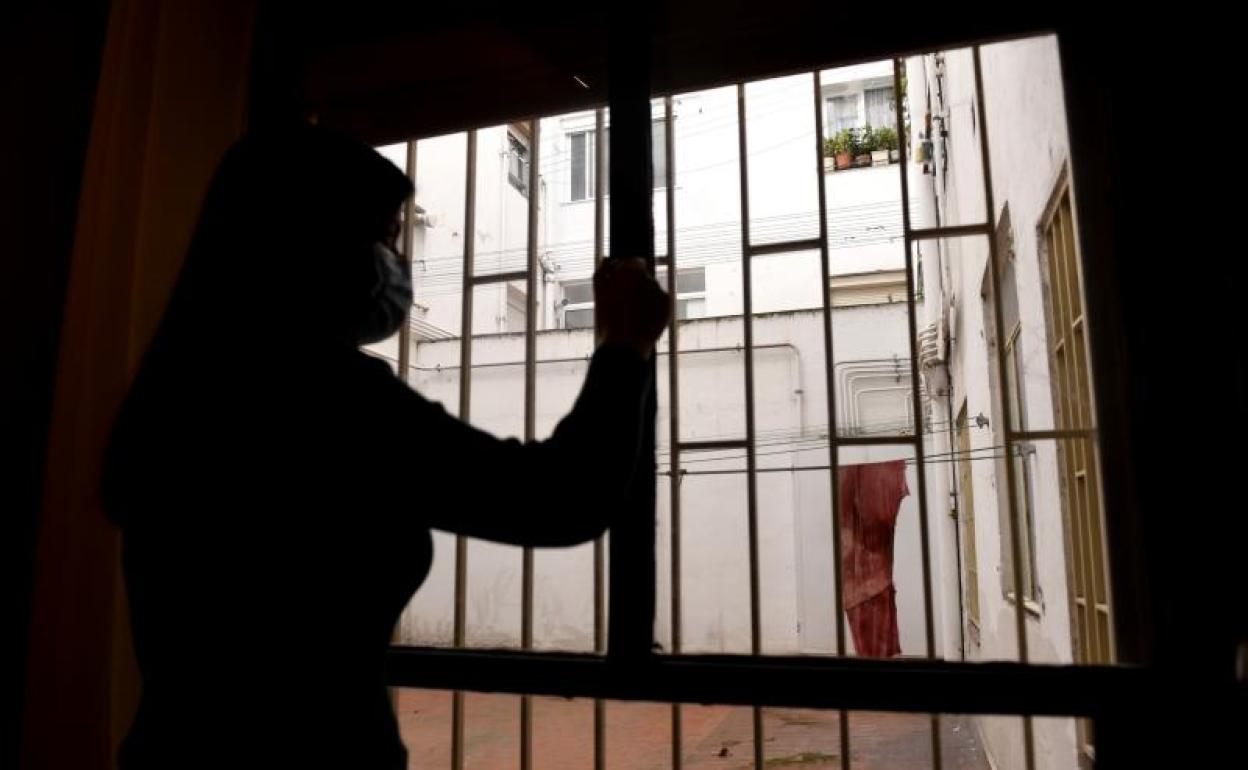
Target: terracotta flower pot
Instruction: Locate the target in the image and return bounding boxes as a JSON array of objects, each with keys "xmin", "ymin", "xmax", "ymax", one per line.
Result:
[{"xmin": 835, "ymin": 152, "xmax": 852, "ymax": 170}]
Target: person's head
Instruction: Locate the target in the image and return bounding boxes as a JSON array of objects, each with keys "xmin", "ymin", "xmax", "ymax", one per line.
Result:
[{"xmin": 173, "ymin": 123, "xmax": 415, "ymax": 346}]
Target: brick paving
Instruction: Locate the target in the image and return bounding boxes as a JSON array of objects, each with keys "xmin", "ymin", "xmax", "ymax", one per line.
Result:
[{"xmin": 397, "ymin": 690, "xmax": 991, "ymax": 769}]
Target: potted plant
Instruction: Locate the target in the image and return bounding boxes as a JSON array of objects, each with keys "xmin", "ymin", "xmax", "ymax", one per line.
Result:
[
  {"xmin": 822, "ymin": 137, "xmax": 837, "ymax": 172},
  {"xmin": 864, "ymin": 125, "xmax": 890, "ymax": 166},
  {"xmin": 874, "ymin": 126, "xmax": 900, "ymax": 163},
  {"xmin": 854, "ymin": 126, "xmax": 874, "ymax": 167},
  {"xmin": 829, "ymin": 129, "xmax": 854, "ymax": 170}
]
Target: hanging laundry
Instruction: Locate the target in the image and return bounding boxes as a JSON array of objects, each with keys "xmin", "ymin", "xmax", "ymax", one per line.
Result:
[{"xmin": 838, "ymin": 460, "xmax": 909, "ymax": 657}]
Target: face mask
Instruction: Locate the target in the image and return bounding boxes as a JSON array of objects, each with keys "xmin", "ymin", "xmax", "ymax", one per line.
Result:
[{"xmin": 354, "ymin": 241, "xmax": 412, "ymax": 345}]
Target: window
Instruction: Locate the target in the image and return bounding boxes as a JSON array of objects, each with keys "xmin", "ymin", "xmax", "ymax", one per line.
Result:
[
  {"xmin": 506, "ymin": 125, "xmax": 530, "ymax": 197},
  {"xmin": 1040, "ymin": 169, "xmax": 1111, "ymax": 661},
  {"xmin": 651, "ymin": 119, "xmax": 667, "ymax": 188},
  {"xmin": 560, "ymin": 266, "xmax": 703, "ymax": 329},
  {"xmin": 864, "ymin": 86, "xmax": 896, "ymax": 129},
  {"xmin": 375, "ymin": 36, "xmax": 1120, "ymax": 770},
  {"xmin": 1039, "ymin": 169, "xmax": 1110, "ymax": 768},
  {"xmin": 825, "ymin": 94, "xmax": 859, "ymax": 133},
  {"xmin": 656, "ymin": 266, "xmax": 705, "ymax": 319},
  {"xmin": 568, "ymin": 129, "xmax": 596, "ymax": 202},
  {"xmin": 559, "ymin": 278, "xmax": 595, "ymax": 329},
  {"xmin": 570, "ymin": 121, "xmax": 666, "ymax": 201},
  {"xmin": 987, "ymin": 205, "xmax": 1041, "ymax": 606}
]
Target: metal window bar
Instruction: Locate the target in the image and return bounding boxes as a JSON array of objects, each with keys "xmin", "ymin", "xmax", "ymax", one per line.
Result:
[
  {"xmin": 891, "ymin": 57, "xmax": 945, "ymax": 770},
  {"xmin": 520, "ymin": 116, "xmax": 541, "ymax": 770},
  {"xmin": 734, "ymin": 82, "xmax": 766, "ymax": 770},
  {"xmin": 396, "ymin": 140, "xmax": 416, "ymax": 384},
  {"xmin": 605, "ymin": 18, "xmax": 657, "ymax": 664},
  {"xmin": 383, "ymin": 40, "xmax": 1122, "ymax": 770},
  {"xmin": 811, "ymin": 70, "xmax": 852, "ymax": 770},
  {"xmin": 593, "ymin": 104, "xmax": 608, "ymax": 770},
  {"xmin": 662, "ymin": 94, "xmax": 685, "ymax": 770},
  {"xmin": 451, "ymin": 129, "xmax": 478, "ymax": 770},
  {"xmin": 969, "ymin": 46, "xmax": 1035, "ymax": 770}
]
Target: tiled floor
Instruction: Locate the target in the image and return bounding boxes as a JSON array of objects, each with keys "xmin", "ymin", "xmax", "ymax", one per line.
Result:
[{"xmin": 397, "ymin": 690, "xmax": 992, "ymax": 769}]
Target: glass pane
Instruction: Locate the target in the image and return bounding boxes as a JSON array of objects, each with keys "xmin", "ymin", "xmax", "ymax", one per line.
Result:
[
  {"xmin": 830, "ymin": 289, "xmax": 915, "ymax": 440},
  {"xmin": 395, "ymin": 688, "xmax": 453, "ymax": 767},
  {"xmin": 529, "ymin": 111, "xmax": 606, "ymax": 653},
  {"xmin": 606, "ymin": 701, "xmax": 673, "ymax": 769},
  {"xmin": 533, "ymin": 336, "xmax": 598, "ymax": 653},
  {"xmin": 761, "ymin": 707, "xmax": 843, "ymax": 768},
  {"xmin": 542, "ymin": 109, "xmax": 602, "ymax": 277},
  {"xmin": 671, "ymin": 84, "xmax": 744, "ymax": 301},
  {"xmin": 744, "ymin": 73, "xmax": 820, "ymax": 246},
  {"xmin": 902, "ymin": 47, "xmax": 988, "ymax": 229},
  {"xmin": 848, "ymin": 710, "xmax": 934, "ymax": 767},
  {"xmin": 675, "ymin": 452, "xmax": 751, "ymax": 654},
  {"xmin": 820, "ymin": 60, "xmax": 913, "ymax": 442},
  {"xmin": 407, "ymin": 130, "xmax": 468, "ymax": 409},
  {"xmin": 564, "ymin": 307, "xmax": 594, "ymax": 329},
  {"xmin": 681, "ymin": 704, "xmax": 757, "ymax": 767},
  {"xmin": 463, "ymin": 692, "xmax": 521, "ymax": 769},
  {"xmin": 532, "ymin": 696, "xmax": 594, "ymax": 769},
  {"xmin": 906, "ymin": 36, "xmax": 1093, "ymax": 435},
  {"xmin": 473, "ymin": 124, "xmax": 531, "ymax": 276},
  {"xmin": 456, "ymin": 285, "xmax": 527, "ymax": 647},
  {"xmin": 394, "ymin": 132, "xmax": 467, "ymax": 646}
]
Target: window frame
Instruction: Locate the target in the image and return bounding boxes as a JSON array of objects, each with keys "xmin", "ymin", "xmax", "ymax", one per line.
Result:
[
  {"xmin": 361, "ymin": 31, "xmax": 1139, "ymax": 770},
  {"xmin": 567, "ymin": 127, "xmax": 597, "ymax": 202},
  {"xmin": 506, "ymin": 123, "xmax": 531, "ymax": 198}
]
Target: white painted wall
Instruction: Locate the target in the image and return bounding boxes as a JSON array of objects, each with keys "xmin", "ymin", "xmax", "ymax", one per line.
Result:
[
  {"xmin": 907, "ymin": 36, "xmax": 1083, "ymax": 770},
  {"xmin": 392, "ymin": 303, "xmax": 949, "ymax": 659}
]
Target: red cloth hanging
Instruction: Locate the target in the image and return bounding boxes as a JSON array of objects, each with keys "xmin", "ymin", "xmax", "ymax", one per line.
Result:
[{"xmin": 838, "ymin": 460, "xmax": 909, "ymax": 657}]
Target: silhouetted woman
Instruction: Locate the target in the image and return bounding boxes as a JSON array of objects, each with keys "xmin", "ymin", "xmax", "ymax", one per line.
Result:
[{"xmin": 102, "ymin": 125, "xmax": 668, "ymax": 769}]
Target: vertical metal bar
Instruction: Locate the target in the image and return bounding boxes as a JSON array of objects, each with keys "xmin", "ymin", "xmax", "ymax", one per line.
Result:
[
  {"xmin": 970, "ymin": 46, "xmax": 1035, "ymax": 770},
  {"xmin": 389, "ymin": 139, "xmax": 418, "ymax": 711},
  {"xmin": 592, "ymin": 104, "xmax": 608, "ymax": 770},
  {"xmin": 397, "ymin": 139, "xmax": 416, "ymax": 384},
  {"xmin": 811, "ymin": 71, "xmax": 852, "ymax": 770},
  {"xmin": 735, "ymin": 81, "xmax": 765, "ymax": 770},
  {"xmin": 662, "ymin": 95, "xmax": 684, "ymax": 770},
  {"xmin": 451, "ymin": 129, "xmax": 478, "ymax": 770},
  {"xmin": 606, "ymin": 18, "xmax": 657, "ymax": 661},
  {"xmin": 595, "ymin": 107, "xmax": 607, "ymax": 264},
  {"xmin": 520, "ymin": 117, "xmax": 541, "ymax": 770},
  {"xmin": 892, "ymin": 57, "xmax": 943, "ymax": 770}
]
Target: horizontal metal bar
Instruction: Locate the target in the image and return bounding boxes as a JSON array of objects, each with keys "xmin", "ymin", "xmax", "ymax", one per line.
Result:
[
  {"xmin": 471, "ymin": 270, "xmax": 529, "ymax": 286},
  {"xmin": 910, "ymin": 223, "xmax": 991, "ymax": 241},
  {"xmin": 386, "ymin": 646, "xmax": 1157, "ymax": 718},
  {"xmin": 676, "ymin": 439, "xmax": 749, "ymax": 452},
  {"xmin": 835, "ymin": 434, "xmax": 921, "ymax": 447},
  {"xmin": 1007, "ymin": 428, "xmax": 1096, "ymax": 441},
  {"xmin": 746, "ymin": 237, "xmax": 824, "ymax": 256}
]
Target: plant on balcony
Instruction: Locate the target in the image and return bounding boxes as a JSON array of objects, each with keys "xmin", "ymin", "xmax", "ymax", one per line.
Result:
[
  {"xmin": 855, "ymin": 125, "xmax": 876, "ymax": 167},
  {"xmin": 874, "ymin": 126, "xmax": 900, "ymax": 163},
  {"xmin": 829, "ymin": 129, "xmax": 855, "ymax": 170}
]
